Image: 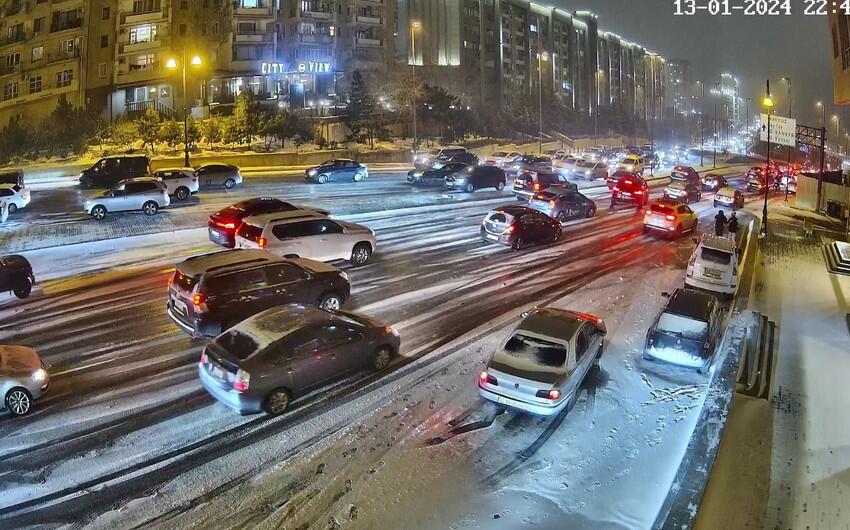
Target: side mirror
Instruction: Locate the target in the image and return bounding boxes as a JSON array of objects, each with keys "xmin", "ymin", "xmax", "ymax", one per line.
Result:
[{"xmin": 661, "ymin": 291, "xmax": 670, "ymax": 299}]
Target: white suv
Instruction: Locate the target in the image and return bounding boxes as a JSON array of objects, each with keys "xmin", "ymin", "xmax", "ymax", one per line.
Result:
[
  {"xmin": 685, "ymin": 235, "xmax": 738, "ymax": 297},
  {"xmin": 84, "ymin": 178, "xmax": 170, "ymax": 220},
  {"xmin": 0, "ymin": 184, "xmax": 31, "ymax": 214},
  {"xmin": 234, "ymin": 211, "xmax": 377, "ymax": 266},
  {"xmin": 153, "ymin": 168, "xmax": 199, "ymax": 201}
]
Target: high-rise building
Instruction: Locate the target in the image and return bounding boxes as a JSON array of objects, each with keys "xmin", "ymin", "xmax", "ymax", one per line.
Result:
[{"xmin": 664, "ymin": 59, "xmax": 690, "ymax": 115}]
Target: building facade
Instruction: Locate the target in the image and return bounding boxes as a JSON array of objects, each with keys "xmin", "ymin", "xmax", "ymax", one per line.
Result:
[
  {"xmin": 664, "ymin": 59, "xmax": 689, "ymax": 116},
  {"xmin": 828, "ymin": 13, "xmax": 850, "ymax": 105}
]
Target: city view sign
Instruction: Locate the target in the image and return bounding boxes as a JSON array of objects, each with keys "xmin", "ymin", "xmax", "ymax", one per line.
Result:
[{"xmin": 261, "ymin": 61, "xmax": 333, "ymax": 75}]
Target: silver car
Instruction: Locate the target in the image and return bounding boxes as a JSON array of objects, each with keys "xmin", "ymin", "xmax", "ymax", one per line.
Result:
[
  {"xmin": 84, "ymin": 177, "xmax": 170, "ymax": 220},
  {"xmin": 478, "ymin": 308, "xmax": 606, "ymax": 416},
  {"xmin": 2, "ymin": 345, "xmax": 49, "ymax": 416}
]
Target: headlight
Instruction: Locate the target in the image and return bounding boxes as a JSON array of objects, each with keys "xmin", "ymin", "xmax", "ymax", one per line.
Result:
[
  {"xmin": 414, "ymin": 172, "xmax": 423, "ymax": 177},
  {"xmin": 513, "ymin": 164, "xmax": 521, "ymax": 169},
  {"xmin": 386, "ymin": 325, "xmax": 399, "ymax": 336},
  {"xmin": 339, "ymin": 271, "xmax": 349, "ymax": 281},
  {"xmin": 32, "ymin": 368, "xmax": 47, "ymax": 382},
  {"xmin": 308, "ymin": 169, "xmax": 318, "ymax": 176}
]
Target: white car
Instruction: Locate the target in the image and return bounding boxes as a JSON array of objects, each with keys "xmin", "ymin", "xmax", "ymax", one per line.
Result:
[
  {"xmin": 84, "ymin": 177, "xmax": 170, "ymax": 220},
  {"xmin": 571, "ymin": 160, "xmax": 608, "ymax": 180},
  {"xmin": 484, "ymin": 151, "xmax": 521, "ymax": 168},
  {"xmin": 0, "ymin": 184, "xmax": 31, "ymax": 214},
  {"xmin": 235, "ymin": 211, "xmax": 377, "ymax": 266},
  {"xmin": 153, "ymin": 168, "xmax": 199, "ymax": 201},
  {"xmin": 685, "ymin": 235, "xmax": 738, "ymax": 297},
  {"xmin": 553, "ymin": 153, "xmax": 582, "ymax": 173}
]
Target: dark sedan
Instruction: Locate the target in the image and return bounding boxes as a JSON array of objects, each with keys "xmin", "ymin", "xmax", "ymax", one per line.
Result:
[
  {"xmin": 528, "ymin": 189, "xmax": 597, "ymax": 221},
  {"xmin": 305, "ymin": 159, "xmax": 368, "ymax": 183},
  {"xmin": 198, "ymin": 304, "xmax": 400, "ymax": 415},
  {"xmin": 445, "ymin": 165, "xmax": 506, "ymax": 192},
  {"xmin": 0, "ymin": 255, "xmax": 34, "ymax": 299},
  {"xmin": 407, "ymin": 162, "xmax": 468, "ymax": 187},
  {"xmin": 480, "ymin": 206, "xmax": 562, "ymax": 250},
  {"xmin": 208, "ymin": 197, "xmax": 329, "ymax": 248}
]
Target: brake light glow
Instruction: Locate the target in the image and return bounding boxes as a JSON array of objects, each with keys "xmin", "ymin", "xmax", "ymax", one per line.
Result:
[
  {"xmin": 479, "ymin": 370, "xmax": 488, "ymax": 382},
  {"xmin": 479, "ymin": 370, "xmax": 498, "ymax": 386},
  {"xmin": 549, "ymin": 200, "xmax": 556, "ymax": 207},
  {"xmin": 199, "ymin": 352, "xmax": 208, "ymax": 366},
  {"xmin": 634, "ymin": 190, "xmax": 643, "ymax": 195},
  {"xmin": 666, "ymin": 215, "xmax": 675, "ymax": 221},
  {"xmin": 220, "ymin": 222, "xmax": 236, "ymax": 229},
  {"xmin": 233, "ymin": 369, "xmax": 251, "ymax": 392},
  {"xmin": 533, "ymin": 183, "xmax": 540, "ymax": 191},
  {"xmin": 167, "ymin": 275, "xmax": 173, "ymax": 287},
  {"xmin": 506, "ymin": 224, "xmax": 515, "ymax": 233},
  {"xmin": 258, "ymin": 237, "xmax": 268, "ymax": 249},
  {"xmin": 193, "ymin": 293, "xmax": 204, "ymax": 306},
  {"xmin": 548, "ymin": 389, "xmax": 561, "ymax": 400}
]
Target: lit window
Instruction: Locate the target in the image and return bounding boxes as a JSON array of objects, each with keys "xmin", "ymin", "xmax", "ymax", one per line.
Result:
[
  {"xmin": 31, "ymin": 46, "xmax": 44, "ymax": 62},
  {"xmin": 129, "ymin": 24, "xmax": 157, "ymax": 44}
]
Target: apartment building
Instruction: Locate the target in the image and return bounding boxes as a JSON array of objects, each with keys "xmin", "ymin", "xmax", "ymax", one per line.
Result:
[{"xmin": 0, "ymin": 0, "xmax": 90, "ymax": 126}]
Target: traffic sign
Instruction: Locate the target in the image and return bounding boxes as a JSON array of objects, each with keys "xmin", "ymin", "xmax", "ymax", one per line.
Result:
[{"xmin": 760, "ymin": 114, "xmax": 796, "ymax": 147}]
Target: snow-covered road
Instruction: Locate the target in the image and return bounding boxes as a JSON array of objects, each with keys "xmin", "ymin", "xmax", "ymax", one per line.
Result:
[{"xmin": 0, "ymin": 166, "xmax": 748, "ymax": 528}]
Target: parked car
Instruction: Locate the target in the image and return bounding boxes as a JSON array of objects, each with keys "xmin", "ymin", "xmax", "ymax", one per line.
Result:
[
  {"xmin": 701, "ymin": 173, "xmax": 728, "ymax": 191},
  {"xmin": 571, "ymin": 160, "xmax": 608, "ymax": 180},
  {"xmin": 663, "ymin": 181, "xmax": 702, "ymax": 204},
  {"xmin": 1, "ymin": 345, "xmax": 49, "ymax": 416},
  {"xmin": 528, "ymin": 189, "xmax": 597, "ymax": 221},
  {"xmin": 305, "ymin": 159, "xmax": 368, "ymax": 183},
  {"xmin": 483, "ymin": 151, "xmax": 522, "ymax": 168},
  {"xmin": 610, "ymin": 175, "xmax": 649, "ymax": 207},
  {"xmin": 167, "ymin": 249, "xmax": 350, "ymax": 338},
  {"xmin": 198, "ymin": 304, "xmax": 400, "ymax": 415},
  {"xmin": 480, "ymin": 206, "xmax": 562, "ymax": 250},
  {"xmin": 670, "ymin": 165, "xmax": 701, "ymax": 187},
  {"xmin": 512, "ymin": 171, "xmax": 575, "ymax": 201},
  {"xmin": 0, "ymin": 255, "xmax": 35, "ymax": 299},
  {"xmin": 643, "ymin": 288, "xmax": 722, "ymax": 372},
  {"xmin": 413, "ymin": 146, "xmax": 467, "ymax": 169},
  {"xmin": 444, "ymin": 165, "xmax": 506, "ymax": 192},
  {"xmin": 235, "ymin": 211, "xmax": 376, "ymax": 266},
  {"xmin": 606, "ymin": 169, "xmax": 639, "ymax": 190},
  {"xmin": 196, "ymin": 163, "xmax": 243, "ymax": 189},
  {"xmin": 685, "ymin": 235, "xmax": 738, "ymax": 298},
  {"xmin": 642, "ymin": 200, "xmax": 698, "ymax": 237},
  {"xmin": 616, "ymin": 154, "xmax": 646, "ymax": 175},
  {"xmin": 153, "ymin": 168, "xmax": 199, "ymax": 201},
  {"xmin": 78, "ymin": 155, "xmax": 151, "ymax": 188},
  {"xmin": 508, "ymin": 155, "xmax": 553, "ymax": 176},
  {"xmin": 208, "ymin": 198, "xmax": 328, "ymax": 249},
  {"xmin": 713, "ymin": 186, "xmax": 744, "ymax": 209},
  {"xmin": 432, "ymin": 152, "xmax": 479, "ymax": 168},
  {"xmin": 83, "ymin": 177, "xmax": 170, "ymax": 220},
  {"xmin": 0, "ymin": 184, "xmax": 31, "ymax": 214},
  {"xmin": 407, "ymin": 162, "xmax": 468, "ymax": 187},
  {"xmin": 478, "ymin": 308, "xmax": 606, "ymax": 416}
]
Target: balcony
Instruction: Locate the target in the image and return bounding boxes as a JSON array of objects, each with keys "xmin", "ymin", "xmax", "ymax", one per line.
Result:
[
  {"xmin": 356, "ymin": 15, "xmax": 382, "ymax": 24},
  {"xmin": 50, "ymin": 19, "xmax": 83, "ymax": 33},
  {"xmin": 120, "ymin": 40, "xmax": 161, "ymax": 54},
  {"xmin": 302, "ymin": 9, "xmax": 332, "ymax": 19},
  {"xmin": 235, "ymin": 31, "xmax": 273, "ymax": 43},
  {"xmin": 47, "ymin": 48, "xmax": 80, "ymax": 64},
  {"xmin": 116, "ymin": 62, "xmax": 163, "ymax": 84},
  {"xmin": 4, "ymin": 2, "xmax": 23, "ymax": 16},
  {"xmin": 298, "ymin": 33, "xmax": 334, "ymax": 45},
  {"xmin": 123, "ymin": 9, "xmax": 165, "ymax": 25},
  {"xmin": 355, "ymin": 36, "xmax": 382, "ymax": 47},
  {"xmin": 234, "ymin": 3, "xmax": 274, "ymax": 16},
  {"xmin": 0, "ymin": 33, "xmax": 26, "ymax": 47},
  {"xmin": 0, "ymin": 63, "xmax": 22, "ymax": 77}
]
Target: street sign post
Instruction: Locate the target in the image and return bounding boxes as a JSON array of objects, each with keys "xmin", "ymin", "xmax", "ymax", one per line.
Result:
[{"xmin": 760, "ymin": 114, "xmax": 796, "ymax": 147}]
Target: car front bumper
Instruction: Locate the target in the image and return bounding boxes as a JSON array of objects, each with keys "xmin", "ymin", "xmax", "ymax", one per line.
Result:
[
  {"xmin": 478, "ymin": 386, "xmax": 568, "ymax": 416},
  {"xmin": 198, "ymin": 366, "xmax": 263, "ymax": 414}
]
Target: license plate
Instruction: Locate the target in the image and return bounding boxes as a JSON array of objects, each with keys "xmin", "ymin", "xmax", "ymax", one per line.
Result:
[
  {"xmin": 622, "ymin": 192, "xmax": 632, "ymax": 197},
  {"xmin": 212, "ymin": 366, "xmax": 224, "ymax": 379},
  {"xmin": 171, "ymin": 295, "xmax": 188, "ymax": 314},
  {"xmin": 704, "ymin": 268, "xmax": 722, "ymax": 279}
]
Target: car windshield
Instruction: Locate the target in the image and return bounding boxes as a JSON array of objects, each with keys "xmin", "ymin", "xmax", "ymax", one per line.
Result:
[
  {"xmin": 701, "ymin": 247, "xmax": 733, "ymax": 265},
  {"xmin": 656, "ymin": 313, "xmax": 708, "ymax": 341},
  {"xmin": 491, "ymin": 151, "xmax": 507, "ymax": 157}
]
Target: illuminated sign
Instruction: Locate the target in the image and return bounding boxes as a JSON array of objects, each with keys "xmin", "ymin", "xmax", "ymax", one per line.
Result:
[
  {"xmin": 297, "ymin": 61, "xmax": 332, "ymax": 73},
  {"xmin": 261, "ymin": 62, "xmax": 286, "ymax": 74}
]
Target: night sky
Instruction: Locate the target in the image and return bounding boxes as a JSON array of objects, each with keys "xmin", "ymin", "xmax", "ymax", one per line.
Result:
[{"xmin": 556, "ymin": 0, "xmax": 838, "ymax": 128}]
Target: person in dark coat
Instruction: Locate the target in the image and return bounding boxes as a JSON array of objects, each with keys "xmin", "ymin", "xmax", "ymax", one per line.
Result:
[
  {"xmin": 714, "ymin": 210, "xmax": 727, "ymax": 237},
  {"xmin": 728, "ymin": 212, "xmax": 739, "ymax": 245}
]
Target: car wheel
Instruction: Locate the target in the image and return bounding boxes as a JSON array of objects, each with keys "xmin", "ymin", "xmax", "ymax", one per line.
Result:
[
  {"xmin": 224, "ymin": 178, "xmax": 236, "ymax": 189},
  {"xmin": 370, "ymin": 346, "xmax": 393, "ymax": 371},
  {"xmin": 353, "ymin": 172, "xmax": 364, "ymax": 182},
  {"xmin": 586, "ymin": 206, "xmax": 596, "ymax": 218},
  {"xmin": 175, "ymin": 187, "xmax": 190, "ymax": 201},
  {"xmin": 263, "ymin": 388, "xmax": 291, "ymax": 415},
  {"xmin": 7, "ymin": 203, "xmax": 16, "ymax": 215},
  {"xmin": 350, "ymin": 243, "xmax": 372, "ymax": 266},
  {"xmin": 551, "ymin": 227, "xmax": 562, "ymax": 243},
  {"xmin": 496, "ymin": 181, "xmax": 505, "ymax": 191},
  {"xmin": 318, "ymin": 292, "xmax": 343, "ymax": 311},
  {"xmin": 12, "ymin": 275, "xmax": 32, "ymax": 299},
  {"xmin": 511, "ymin": 237, "xmax": 525, "ymax": 251},
  {"xmin": 5, "ymin": 387, "xmax": 32, "ymax": 416},
  {"xmin": 142, "ymin": 201, "xmax": 159, "ymax": 216},
  {"xmin": 465, "ymin": 182, "xmax": 475, "ymax": 193},
  {"xmin": 317, "ymin": 174, "xmax": 329, "ymax": 184},
  {"xmin": 80, "ymin": 176, "xmax": 92, "ymax": 188},
  {"xmin": 91, "ymin": 205, "xmax": 107, "ymax": 220}
]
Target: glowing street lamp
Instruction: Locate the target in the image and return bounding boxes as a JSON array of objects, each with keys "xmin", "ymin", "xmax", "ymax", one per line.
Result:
[
  {"xmin": 760, "ymin": 80, "xmax": 773, "ymax": 236},
  {"xmin": 537, "ymin": 51, "xmax": 549, "ymax": 154},
  {"xmin": 166, "ymin": 53, "xmax": 202, "ymax": 167},
  {"xmin": 411, "ymin": 20, "xmax": 421, "ymax": 154}
]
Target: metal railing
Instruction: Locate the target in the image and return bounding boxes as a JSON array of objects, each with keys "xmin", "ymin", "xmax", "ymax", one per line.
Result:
[
  {"xmin": 126, "ymin": 99, "xmax": 176, "ymax": 119},
  {"xmin": 47, "ymin": 48, "xmax": 80, "ymax": 64},
  {"xmin": 50, "ymin": 19, "xmax": 83, "ymax": 33}
]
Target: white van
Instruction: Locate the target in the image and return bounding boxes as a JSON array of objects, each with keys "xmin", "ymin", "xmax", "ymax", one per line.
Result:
[{"xmin": 685, "ymin": 235, "xmax": 738, "ymax": 297}]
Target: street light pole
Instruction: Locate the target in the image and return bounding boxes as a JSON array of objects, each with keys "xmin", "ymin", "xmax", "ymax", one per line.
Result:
[
  {"xmin": 411, "ymin": 21, "xmax": 420, "ymax": 155},
  {"xmin": 713, "ymin": 99, "xmax": 717, "ymax": 168},
  {"xmin": 181, "ymin": 48, "xmax": 189, "ymax": 167},
  {"xmin": 537, "ymin": 51, "xmax": 548, "ymax": 154},
  {"xmin": 699, "ymin": 81, "xmax": 704, "ymax": 167},
  {"xmin": 745, "ymin": 97, "xmax": 752, "ymax": 154},
  {"xmin": 782, "ymin": 77, "xmax": 792, "ymax": 201},
  {"xmin": 761, "ymin": 80, "xmax": 774, "ymax": 237}
]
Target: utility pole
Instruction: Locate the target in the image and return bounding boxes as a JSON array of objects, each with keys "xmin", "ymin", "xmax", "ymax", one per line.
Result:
[
  {"xmin": 745, "ymin": 97, "xmax": 752, "ymax": 154},
  {"xmin": 783, "ymin": 77, "xmax": 792, "ymax": 201},
  {"xmin": 411, "ymin": 21, "xmax": 421, "ymax": 154},
  {"xmin": 537, "ymin": 51, "xmax": 549, "ymax": 154},
  {"xmin": 698, "ymin": 81, "xmax": 704, "ymax": 167},
  {"xmin": 761, "ymin": 80, "xmax": 774, "ymax": 237}
]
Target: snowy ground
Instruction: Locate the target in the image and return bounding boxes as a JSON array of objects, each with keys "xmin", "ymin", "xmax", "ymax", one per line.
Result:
[{"xmin": 0, "ymin": 165, "xmax": 750, "ymax": 528}]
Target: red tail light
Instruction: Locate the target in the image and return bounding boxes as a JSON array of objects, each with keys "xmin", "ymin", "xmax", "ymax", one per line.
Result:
[
  {"xmin": 258, "ymin": 237, "xmax": 268, "ymax": 249},
  {"xmin": 548, "ymin": 389, "xmax": 561, "ymax": 400},
  {"xmin": 199, "ymin": 352, "xmax": 208, "ymax": 366},
  {"xmin": 479, "ymin": 370, "xmax": 498, "ymax": 386},
  {"xmin": 506, "ymin": 224, "xmax": 515, "ymax": 233},
  {"xmin": 479, "ymin": 370, "xmax": 489, "ymax": 382},
  {"xmin": 233, "ymin": 369, "xmax": 250, "ymax": 392},
  {"xmin": 634, "ymin": 190, "xmax": 643, "ymax": 195},
  {"xmin": 533, "ymin": 183, "xmax": 540, "ymax": 191},
  {"xmin": 167, "ymin": 275, "xmax": 173, "ymax": 288},
  {"xmin": 666, "ymin": 214, "xmax": 675, "ymax": 221},
  {"xmin": 193, "ymin": 293, "xmax": 205, "ymax": 306},
  {"xmin": 220, "ymin": 222, "xmax": 236, "ymax": 229}
]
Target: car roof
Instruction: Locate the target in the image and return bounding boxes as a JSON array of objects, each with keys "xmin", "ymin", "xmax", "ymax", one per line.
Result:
[
  {"xmin": 242, "ymin": 210, "xmax": 327, "ymax": 226},
  {"xmin": 231, "ymin": 197, "xmax": 286, "ymax": 209},
  {"xmin": 177, "ymin": 249, "xmax": 282, "ymax": 277},
  {"xmin": 119, "ymin": 177, "xmax": 161, "ymax": 184},
  {"xmin": 155, "ymin": 167, "xmax": 194, "ymax": 173},
  {"xmin": 0, "ymin": 345, "xmax": 41, "ymax": 372},
  {"xmin": 700, "ymin": 235, "xmax": 735, "ymax": 253},
  {"xmin": 241, "ymin": 304, "xmax": 343, "ymax": 343},
  {"xmin": 102, "ymin": 154, "xmax": 149, "ymax": 160},
  {"xmin": 716, "ymin": 186, "xmax": 738, "ymax": 196},
  {"xmin": 492, "ymin": 205, "xmax": 536, "ymax": 216},
  {"xmin": 665, "ymin": 288, "xmax": 717, "ymax": 322},
  {"xmin": 652, "ymin": 199, "xmax": 681, "ymax": 208},
  {"xmin": 515, "ymin": 308, "xmax": 587, "ymax": 343}
]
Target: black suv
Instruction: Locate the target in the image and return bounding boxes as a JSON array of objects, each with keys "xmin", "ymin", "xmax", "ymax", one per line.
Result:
[
  {"xmin": 0, "ymin": 255, "xmax": 35, "ymax": 299},
  {"xmin": 167, "ymin": 249, "xmax": 350, "ymax": 338},
  {"xmin": 642, "ymin": 288, "xmax": 722, "ymax": 372},
  {"xmin": 78, "ymin": 155, "xmax": 150, "ymax": 188}
]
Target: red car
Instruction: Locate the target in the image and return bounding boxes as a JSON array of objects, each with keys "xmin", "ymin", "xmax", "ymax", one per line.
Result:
[
  {"xmin": 611, "ymin": 175, "xmax": 649, "ymax": 207},
  {"xmin": 207, "ymin": 197, "xmax": 329, "ymax": 248},
  {"xmin": 607, "ymin": 170, "xmax": 639, "ymax": 190}
]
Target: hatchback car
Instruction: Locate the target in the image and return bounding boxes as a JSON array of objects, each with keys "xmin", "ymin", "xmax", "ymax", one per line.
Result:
[
  {"xmin": 78, "ymin": 155, "xmax": 151, "ymax": 188},
  {"xmin": 529, "ymin": 189, "xmax": 596, "ymax": 221},
  {"xmin": 663, "ymin": 181, "xmax": 702, "ymax": 204},
  {"xmin": 0, "ymin": 184, "xmax": 30, "ymax": 214},
  {"xmin": 480, "ymin": 206, "xmax": 562, "ymax": 250},
  {"xmin": 84, "ymin": 177, "xmax": 170, "ymax": 220},
  {"xmin": 685, "ymin": 235, "xmax": 738, "ymax": 298},
  {"xmin": 606, "ymin": 169, "xmax": 638, "ymax": 190},
  {"xmin": 713, "ymin": 186, "xmax": 744, "ymax": 209},
  {"xmin": 305, "ymin": 159, "xmax": 368, "ymax": 183},
  {"xmin": 407, "ymin": 162, "xmax": 468, "ymax": 187},
  {"xmin": 0, "ymin": 255, "xmax": 34, "ymax": 299},
  {"xmin": 208, "ymin": 197, "xmax": 328, "ymax": 249},
  {"xmin": 746, "ymin": 172, "xmax": 767, "ymax": 192},
  {"xmin": 235, "ymin": 212, "xmax": 376, "ymax": 266},
  {"xmin": 1, "ymin": 345, "xmax": 49, "ymax": 416},
  {"xmin": 572, "ymin": 160, "xmax": 608, "ymax": 180},
  {"xmin": 444, "ymin": 165, "xmax": 506, "ymax": 192},
  {"xmin": 701, "ymin": 173, "xmax": 727, "ymax": 191},
  {"xmin": 153, "ymin": 168, "xmax": 199, "ymax": 201},
  {"xmin": 512, "ymin": 171, "xmax": 575, "ymax": 201},
  {"xmin": 616, "ymin": 154, "xmax": 645, "ymax": 175},
  {"xmin": 196, "ymin": 163, "xmax": 243, "ymax": 189},
  {"xmin": 642, "ymin": 200, "xmax": 698, "ymax": 237},
  {"xmin": 643, "ymin": 288, "xmax": 722, "ymax": 372},
  {"xmin": 610, "ymin": 175, "xmax": 649, "ymax": 207},
  {"xmin": 168, "ymin": 249, "xmax": 350, "ymax": 338},
  {"xmin": 198, "ymin": 304, "xmax": 400, "ymax": 415},
  {"xmin": 478, "ymin": 308, "xmax": 606, "ymax": 416}
]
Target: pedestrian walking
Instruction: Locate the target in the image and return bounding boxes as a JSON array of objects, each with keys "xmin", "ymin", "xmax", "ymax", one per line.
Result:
[
  {"xmin": 0, "ymin": 200, "xmax": 8, "ymax": 225},
  {"xmin": 728, "ymin": 212, "xmax": 739, "ymax": 245},
  {"xmin": 714, "ymin": 209, "xmax": 727, "ymax": 237}
]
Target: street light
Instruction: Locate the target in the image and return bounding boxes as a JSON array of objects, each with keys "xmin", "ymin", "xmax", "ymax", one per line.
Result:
[
  {"xmin": 833, "ymin": 115, "xmax": 841, "ymax": 151},
  {"xmin": 745, "ymin": 97, "xmax": 752, "ymax": 154},
  {"xmin": 536, "ymin": 51, "xmax": 549, "ymax": 154},
  {"xmin": 713, "ymin": 82, "xmax": 720, "ymax": 168},
  {"xmin": 166, "ymin": 52, "xmax": 202, "ymax": 167},
  {"xmin": 761, "ymin": 80, "xmax": 774, "ymax": 237},
  {"xmin": 697, "ymin": 81, "xmax": 704, "ymax": 167},
  {"xmin": 410, "ymin": 20, "xmax": 421, "ymax": 154},
  {"xmin": 595, "ymin": 69, "xmax": 604, "ymax": 146}
]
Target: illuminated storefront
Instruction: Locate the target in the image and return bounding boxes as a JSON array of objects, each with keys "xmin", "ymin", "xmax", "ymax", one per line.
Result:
[{"xmin": 207, "ymin": 60, "xmax": 341, "ymax": 109}]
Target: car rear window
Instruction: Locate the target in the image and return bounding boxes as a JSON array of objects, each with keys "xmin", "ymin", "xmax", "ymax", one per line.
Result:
[
  {"xmin": 212, "ymin": 330, "xmax": 261, "ymax": 360},
  {"xmin": 503, "ymin": 333, "xmax": 567, "ymax": 368},
  {"xmin": 491, "ymin": 151, "xmax": 507, "ymax": 157},
  {"xmin": 700, "ymin": 247, "xmax": 732, "ymax": 265},
  {"xmin": 172, "ymin": 271, "xmax": 198, "ymax": 292},
  {"xmin": 236, "ymin": 223, "xmax": 263, "ymax": 242},
  {"xmin": 218, "ymin": 205, "xmax": 244, "ymax": 217},
  {"xmin": 650, "ymin": 204, "xmax": 675, "ymax": 215},
  {"xmin": 656, "ymin": 313, "xmax": 708, "ymax": 340}
]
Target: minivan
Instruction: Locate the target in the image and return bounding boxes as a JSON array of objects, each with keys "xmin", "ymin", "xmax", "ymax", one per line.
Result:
[
  {"xmin": 685, "ymin": 235, "xmax": 738, "ymax": 298},
  {"xmin": 78, "ymin": 155, "xmax": 150, "ymax": 188}
]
